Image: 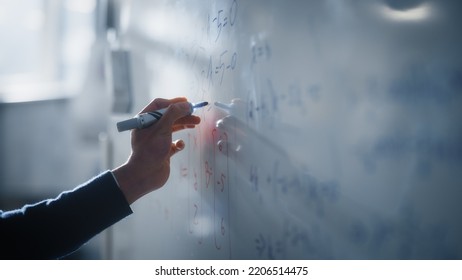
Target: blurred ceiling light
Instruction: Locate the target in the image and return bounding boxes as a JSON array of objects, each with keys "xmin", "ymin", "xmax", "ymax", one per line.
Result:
[{"xmin": 381, "ymin": 3, "xmax": 432, "ymax": 21}]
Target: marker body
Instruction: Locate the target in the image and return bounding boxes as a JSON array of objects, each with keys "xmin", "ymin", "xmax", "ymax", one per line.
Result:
[{"xmin": 116, "ymin": 108, "xmax": 167, "ymax": 132}]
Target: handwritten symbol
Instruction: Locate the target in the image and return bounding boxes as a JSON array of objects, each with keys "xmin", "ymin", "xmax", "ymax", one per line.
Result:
[{"xmin": 205, "ymin": 161, "xmax": 213, "ymax": 188}]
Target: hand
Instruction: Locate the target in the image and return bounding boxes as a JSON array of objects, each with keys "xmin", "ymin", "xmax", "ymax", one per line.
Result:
[{"xmin": 112, "ymin": 97, "xmax": 201, "ymax": 204}]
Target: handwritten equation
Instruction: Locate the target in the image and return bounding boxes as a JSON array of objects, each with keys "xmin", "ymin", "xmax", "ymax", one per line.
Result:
[
  {"xmin": 208, "ymin": 0, "xmax": 238, "ymax": 42},
  {"xmin": 179, "ymin": 0, "xmax": 240, "ymax": 258},
  {"xmin": 248, "ymin": 43, "xmax": 322, "ymax": 129}
]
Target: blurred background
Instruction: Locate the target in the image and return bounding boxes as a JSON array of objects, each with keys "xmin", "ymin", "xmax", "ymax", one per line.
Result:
[{"xmin": 0, "ymin": 0, "xmax": 116, "ymax": 259}]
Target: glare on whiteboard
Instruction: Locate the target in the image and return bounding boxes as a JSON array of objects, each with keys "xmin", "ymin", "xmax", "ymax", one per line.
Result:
[{"xmin": 381, "ymin": 3, "xmax": 432, "ymax": 22}]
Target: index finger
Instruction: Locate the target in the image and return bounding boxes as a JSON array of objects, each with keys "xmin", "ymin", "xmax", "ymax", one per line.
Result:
[
  {"xmin": 139, "ymin": 97, "xmax": 188, "ymax": 114},
  {"xmin": 157, "ymin": 101, "xmax": 193, "ymax": 133}
]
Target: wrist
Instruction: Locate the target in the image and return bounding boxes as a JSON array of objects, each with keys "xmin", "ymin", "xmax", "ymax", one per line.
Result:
[{"xmin": 112, "ymin": 163, "xmax": 143, "ymax": 205}]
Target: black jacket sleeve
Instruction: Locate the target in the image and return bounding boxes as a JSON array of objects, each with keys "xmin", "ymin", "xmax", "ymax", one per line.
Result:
[{"xmin": 0, "ymin": 171, "xmax": 133, "ymax": 259}]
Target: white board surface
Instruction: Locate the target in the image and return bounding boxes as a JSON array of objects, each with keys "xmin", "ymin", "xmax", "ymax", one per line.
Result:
[{"xmin": 108, "ymin": 0, "xmax": 462, "ymax": 259}]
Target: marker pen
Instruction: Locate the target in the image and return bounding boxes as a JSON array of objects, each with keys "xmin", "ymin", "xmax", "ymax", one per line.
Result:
[{"xmin": 117, "ymin": 101, "xmax": 208, "ymax": 132}]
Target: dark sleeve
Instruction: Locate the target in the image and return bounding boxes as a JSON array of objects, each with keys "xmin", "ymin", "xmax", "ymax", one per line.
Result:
[{"xmin": 0, "ymin": 171, "xmax": 133, "ymax": 259}]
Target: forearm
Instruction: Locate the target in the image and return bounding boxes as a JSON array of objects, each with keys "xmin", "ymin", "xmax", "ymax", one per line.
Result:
[{"xmin": 0, "ymin": 171, "xmax": 132, "ymax": 259}]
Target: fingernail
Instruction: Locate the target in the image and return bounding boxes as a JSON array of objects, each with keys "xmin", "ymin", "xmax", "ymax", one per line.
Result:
[{"xmin": 177, "ymin": 140, "xmax": 185, "ymax": 150}]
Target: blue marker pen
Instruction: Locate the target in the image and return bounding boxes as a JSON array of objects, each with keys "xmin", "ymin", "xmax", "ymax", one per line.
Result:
[{"xmin": 117, "ymin": 101, "xmax": 208, "ymax": 132}]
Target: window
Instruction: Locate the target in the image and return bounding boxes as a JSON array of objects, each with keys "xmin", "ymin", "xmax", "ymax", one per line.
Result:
[{"xmin": 0, "ymin": 0, "xmax": 96, "ymax": 102}]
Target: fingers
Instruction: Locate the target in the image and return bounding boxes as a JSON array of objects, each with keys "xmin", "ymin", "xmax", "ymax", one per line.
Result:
[
  {"xmin": 139, "ymin": 97, "xmax": 188, "ymax": 114},
  {"xmin": 175, "ymin": 114, "xmax": 201, "ymax": 125},
  {"xmin": 156, "ymin": 102, "xmax": 195, "ymax": 134},
  {"xmin": 162, "ymin": 102, "xmax": 192, "ymax": 124},
  {"xmin": 172, "ymin": 124, "xmax": 198, "ymax": 132},
  {"xmin": 138, "ymin": 97, "xmax": 201, "ymax": 133},
  {"xmin": 170, "ymin": 139, "xmax": 185, "ymax": 157},
  {"xmin": 173, "ymin": 115, "xmax": 201, "ymax": 132}
]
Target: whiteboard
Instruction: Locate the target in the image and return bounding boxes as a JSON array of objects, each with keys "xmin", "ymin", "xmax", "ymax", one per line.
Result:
[{"xmin": 107, "ymin": 0, "xmax": 462, "ymax": 259}]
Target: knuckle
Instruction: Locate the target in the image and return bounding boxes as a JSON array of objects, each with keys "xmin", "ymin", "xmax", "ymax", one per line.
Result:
[
  {"xmin": 153, "ymin": 98, "xmax": 167, "ymax": 104},
  {"xmin": 170, "ymin": 102, "xmax": 186, "ymax": 115}
]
